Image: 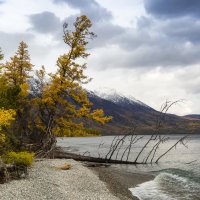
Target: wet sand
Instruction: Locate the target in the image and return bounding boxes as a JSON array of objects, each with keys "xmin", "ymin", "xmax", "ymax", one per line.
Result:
[{"xmin": 92, "ymin": 165, "xmax": 154, "ymax": 200}]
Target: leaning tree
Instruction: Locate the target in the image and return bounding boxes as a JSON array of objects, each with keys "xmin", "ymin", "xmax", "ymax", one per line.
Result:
[{"xmin": 28, "ymin": 15, "xmax": 112, "ymax": 156}]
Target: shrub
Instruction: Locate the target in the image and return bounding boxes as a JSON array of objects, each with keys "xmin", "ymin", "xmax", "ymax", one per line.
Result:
[
  {"xmin": 55, "ymin": 127, "xmax": 101, "ymax": 137},
  {"xmin": 2, "ymin": 151, "xmax": 34, "ymax": 166}
]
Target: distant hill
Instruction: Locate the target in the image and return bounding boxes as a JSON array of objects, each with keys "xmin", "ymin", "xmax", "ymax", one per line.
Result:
[
  {"xmin": 183, "ymin": 115, "xmax": 200, "ymax": 120},
  {"xmin": 86, "ymin": 89, "xmax": 200, "ymax": 135}
]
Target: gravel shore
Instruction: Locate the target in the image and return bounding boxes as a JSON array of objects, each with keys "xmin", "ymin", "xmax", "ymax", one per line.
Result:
[{"xmin": 0, "ymin": 159, "xmax": 120, "ymax": 200}]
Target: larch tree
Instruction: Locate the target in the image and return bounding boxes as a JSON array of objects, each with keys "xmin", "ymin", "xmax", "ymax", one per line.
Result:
[
  {"xmin": 16, "ymin": 41, "xmax": 33, "ymax": 84},
  {"xmin": 3, "ymin": 41, "xmax": 33, "ymax": 86},
  {"xmin": 30, "ymin": 15, "xmax": 112, "ymax": 156},
  {"xmin": 4, "ymin": 56, "xmax": 19, "ymax": 86},
  {"xmin": 0, "ymin": 48, "xmax": 20, "ymax": 110},
  {"xmin": 0, "ymin": 49, "xmax": 16, "ymax": 150},
  {"xmin": 1, "ymin": 42, "xmax": 33, "ymax": 146}
]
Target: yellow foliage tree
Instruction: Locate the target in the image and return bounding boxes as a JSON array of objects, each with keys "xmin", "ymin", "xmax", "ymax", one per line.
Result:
[
  {"xmin": 3, "ymin": 41, "xmax": 33, "ymax": 86},
  {"xmin": 0, "ymin": 109, "xmax": 15, "ymax": 144},
  {"xmin": 31, "ymin": 15, "xmax": 112, "ymax": 156},
  {"xmin": 0, "ymin": 42, "xmax": 33, "ymax": 145},
  {"xmin": 0, "ymin": 16, "xmax": 112, "ymax": 157},
  {"xmin": 50, "ymin": 15, "xmax": 111, "ymax": 124}
]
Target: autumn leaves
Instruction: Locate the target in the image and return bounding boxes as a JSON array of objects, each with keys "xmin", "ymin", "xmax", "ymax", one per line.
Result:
[{"xmin": 0, "ymin": 15, "xmax": 111, "ymax": 156}]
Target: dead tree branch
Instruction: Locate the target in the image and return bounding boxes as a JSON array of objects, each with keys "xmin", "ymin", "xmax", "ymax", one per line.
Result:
[{"xmin": 155, "ymin": 136, "xmax": 188, "ymax": 163}]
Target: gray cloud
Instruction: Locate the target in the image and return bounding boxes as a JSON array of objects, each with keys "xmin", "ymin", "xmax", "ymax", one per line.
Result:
[
  {"xmin": 89, "ymin": 42, "xmax": 200, "ymax": 70},
  {"xmin": 160, "ymin": 17, "xmax": 200, "ymax": 43},
  {"xmin": 97, "ymin": 15, "xmax": 200, "ymax": 69},
  {"xmin": 55, "ymin": 0, "xmax": 94, "ymax": 8},
  {"xmin": 144, "ymin": 0, "xmax": 200, "ymax": 18},
  {"xmin": 25, "ymin": 1, "xmax": 200, "ymax": 70},
  {"xmin": 89, "ymin": 22, "xmax": 124, "ymax": 47},
  {"xmin": 126, "ymin": 45, "xmax": 200, "ymax": 68},
  {"xmin": 54, "ymin": 0, "xmax": 112, "ymax": 22},
  {"xmin": 0, "ymin": 32, "xmax": 34, "ymax": 59},
  {"xmin": 29, "ymin": 12, "xmax": 61, "ymax": 34},
  {"xmin": 27, "ymin": 9, "xmax": 123, "ymax": 49}
]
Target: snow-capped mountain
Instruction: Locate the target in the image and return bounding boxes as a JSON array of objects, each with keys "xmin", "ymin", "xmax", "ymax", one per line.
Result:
[
  {"xmin": 91, "ymin": 87, "xmax": 153, "ymax": 111},
  {"xmin": 86, "ymin": 88, "xmax": 200, "ymax": 135}
]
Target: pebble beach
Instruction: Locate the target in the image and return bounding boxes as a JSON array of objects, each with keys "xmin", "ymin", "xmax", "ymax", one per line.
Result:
[{"xmin": 0, "ymin": 159, "xmax": 120, "ymax": 200}]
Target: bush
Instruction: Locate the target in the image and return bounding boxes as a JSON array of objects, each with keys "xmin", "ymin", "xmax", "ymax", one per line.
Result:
[
  {"xmin": 2, "ymin": 151, "xmax": 34, "ymax": 166},
  {"xmin": 55, "ymin": 127, "xmax": 101, "ymax": 137}
]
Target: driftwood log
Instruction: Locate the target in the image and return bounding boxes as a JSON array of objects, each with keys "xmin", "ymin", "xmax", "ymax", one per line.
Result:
[{"xmin": 53, "ymin": 148, "xmax": 140, "ymax": 165}]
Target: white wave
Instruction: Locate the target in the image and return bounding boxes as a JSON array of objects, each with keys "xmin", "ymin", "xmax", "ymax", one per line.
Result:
[
  {"xmin": 129, "ymin": 179, "xmax": 175, "ymax": 200},
  {"xmin": 129, "ymin": 172, "xmax": 200, "ymax": 200}
]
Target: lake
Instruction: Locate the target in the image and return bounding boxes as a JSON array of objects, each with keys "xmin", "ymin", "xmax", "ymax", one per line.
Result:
[{"xmin": 57, "ymin": 135, "xmax": 200, "ymax": 200}]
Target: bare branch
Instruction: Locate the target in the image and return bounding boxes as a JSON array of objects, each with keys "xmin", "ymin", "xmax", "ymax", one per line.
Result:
[{"xmin": 155, "ymin": 136, "xmax": 188, "ymax": 163}]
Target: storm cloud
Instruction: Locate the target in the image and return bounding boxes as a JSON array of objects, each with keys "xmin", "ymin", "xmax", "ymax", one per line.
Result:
[
  {"xmin": 4, "ymin": 0, "xmax": 200, "ymax": 70},
  {"xmin": 54, "ymin": 0, "xmax": 112, "ymax": 22},
  {"xmin": 29, "ymin": 12, "xmax": 61, "ymax": 34},
  {"xmin": 144, "ymin": 0, "xmax": 200, "ymax": 18},
  {"xmin": 27, "ymin": 1, "xmax": 123, "ymax": 49},
  {"xmin": 50, "ymin": 0, "xmax": 200, "ymax": 69},
  {"xmin": 113, "ymin": 19, "xmax": 200, "ymax": 68}
]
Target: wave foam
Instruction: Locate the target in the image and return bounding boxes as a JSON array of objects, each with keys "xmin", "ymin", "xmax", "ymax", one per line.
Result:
[{"xmin": 129, "ymin": 172, "xmax": 200, "ymax": 200}]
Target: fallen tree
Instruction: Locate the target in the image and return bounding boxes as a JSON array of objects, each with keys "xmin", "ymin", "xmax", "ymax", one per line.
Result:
[
  {"xmin": 100, "ymin": 100, "xmax": 189, "ymax": 164},
  {"xmin": 53, "ymin": 147, "xmax": 140, "ymax": 165}
]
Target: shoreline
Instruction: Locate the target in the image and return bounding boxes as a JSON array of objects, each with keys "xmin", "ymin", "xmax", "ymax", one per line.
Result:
[
  {"xmin": 0, "ymin": 159, "xmax": 154, "ymax": 200},
  {"xmin": 0, "ymin": 159, "xmax": 120, "ymax": 200},
  {"xmin": 92, "ymin": 165, "xmax": 154, "ymax": 200}
]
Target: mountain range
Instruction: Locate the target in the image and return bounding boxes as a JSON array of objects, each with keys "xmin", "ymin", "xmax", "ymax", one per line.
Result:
[{"xmin": 87, "ymin": 88, "xmax": 200, "ymax": 135}]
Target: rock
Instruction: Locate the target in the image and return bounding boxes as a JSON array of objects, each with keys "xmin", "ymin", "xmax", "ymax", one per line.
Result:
[
  {"xmin": 0, "ymin": 165, "xmax": 10, "ymax": 184},
  {"xmin": 57, "ymin": 163, "xmax": 72, "ymax": 170}
]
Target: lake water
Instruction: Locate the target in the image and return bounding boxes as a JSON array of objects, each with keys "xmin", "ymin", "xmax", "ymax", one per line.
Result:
[{"xmin": 57, "ymin": 135, "xmax": 200, "ymax": 200}]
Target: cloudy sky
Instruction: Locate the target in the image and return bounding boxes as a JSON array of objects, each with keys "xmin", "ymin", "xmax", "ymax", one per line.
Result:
[{"xmin": 0, "ymin": 0, "xmax": 200, "ymax": 115}]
